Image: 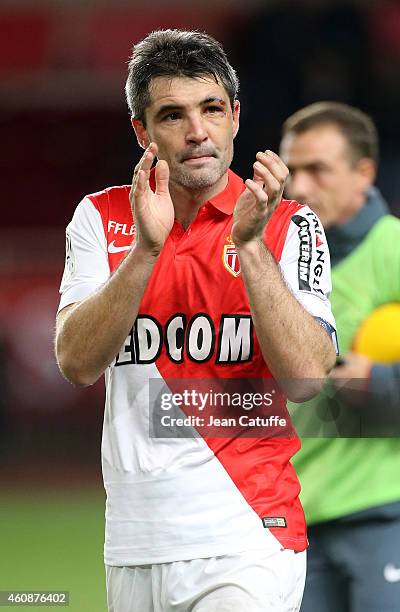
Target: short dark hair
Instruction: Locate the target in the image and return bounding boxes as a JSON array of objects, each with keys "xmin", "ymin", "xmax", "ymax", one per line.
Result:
[
  {"xmin": 125, "ymin": 29, "xmax": 239, "ymax": 123},
  {"xmin": 282, "ymin": 101, "xmax": 379, "ymax": 164}
]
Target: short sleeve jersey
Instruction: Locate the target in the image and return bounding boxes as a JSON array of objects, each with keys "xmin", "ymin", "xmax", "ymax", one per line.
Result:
[{"xmin": 59, "ymin": 169, "xmax": 335, "ymax": 566}]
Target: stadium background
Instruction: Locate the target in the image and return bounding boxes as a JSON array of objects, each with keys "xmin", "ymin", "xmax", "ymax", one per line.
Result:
[{"xmin": 1, "ymin": 0, "xmax": 400, "ymax": 609}]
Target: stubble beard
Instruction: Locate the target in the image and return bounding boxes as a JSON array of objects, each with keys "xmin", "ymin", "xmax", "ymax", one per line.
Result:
[{"xmin": 171, "ymin": 151, "xmax": 232, "ymax": 191}]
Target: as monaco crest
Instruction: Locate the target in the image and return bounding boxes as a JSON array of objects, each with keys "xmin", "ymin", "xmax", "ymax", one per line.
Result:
[{"xmin": 222, "ymin": 239, "xmax": 241, "ymax": 277}]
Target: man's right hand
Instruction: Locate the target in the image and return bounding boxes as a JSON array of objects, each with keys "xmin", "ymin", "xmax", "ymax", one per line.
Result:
[{"xmin": 130, "ymin": 143, "xmax": 174, "ymax": 256}]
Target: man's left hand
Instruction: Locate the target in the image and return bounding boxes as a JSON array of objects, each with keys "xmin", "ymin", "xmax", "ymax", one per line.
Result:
[
  {"xmin": 232, "ymin": 150, "xmax": 289, "ymax": 247},
  {"xmin": 330, "ymin": 352, "xmax": 372, "ymax": 381},
  {"xmin": 329, "ymin": 352, "xmax": 372, "ymax": 405}
]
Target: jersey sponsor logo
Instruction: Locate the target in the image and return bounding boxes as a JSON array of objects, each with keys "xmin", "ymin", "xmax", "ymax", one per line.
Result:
[
  {"xmin": 115, "ymin": 313, "xmax": 253, "ymax": 366},
  {"xmin": 313, "ymin": 246, "xmax": 326, "ymax": 296},
  {"xmin": 108, "ymin": 240, "xmax": 131, "ymax": 254},
  {"xmin": 216, "ymin": 315, "xmax": 253, "ymax": 363},
  {"xmin": 306, "ymin": 211, "xmax": 325, "ymax": 295},
  {"xmin": 108, "ymin": 220, "xmax": 136, "ymax": 236},
  {"xmin": 306, "ymin": 210, "xmax": 323, "ymax": 236},
  {"xmin": 292, "ymin": 215, "xmax": 312, "ymax": 291},
  {"xmin": 292, "ymin": 213, "xmax": 326, "ymax": 295},
  {"xmin": 262, "ymin": 517, "xmax": 287, "ymax": 528},
  {"xmin": 384, "ymin": 563, "xmax": 400, "ymax": 583},
  {"xmin": 222, "ymin": 236, "xmax": 241, "ymax": 277}
]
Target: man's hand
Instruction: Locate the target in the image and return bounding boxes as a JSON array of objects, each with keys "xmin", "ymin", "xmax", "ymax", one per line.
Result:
[
  {"xmin": 329, "ymin": 352, "xmax": 372, "ymax": 405},
  {"xmin": 232, "ymin": 150, "xmax": 289, "ymax": 247},
  {"xmin": 130, "ymin": 142, "xmax": 175, "ymax": 256},
  {"xmin": 330, "ymin": 352, "xmax": 372, "ymax": 381}
]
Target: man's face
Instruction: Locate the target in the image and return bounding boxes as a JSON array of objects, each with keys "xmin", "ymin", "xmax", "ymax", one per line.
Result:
[
  {"xmin": 132, "ymin": 75, "xmax": 239, "ymax": 193},
  {"xmin": 280, "ymin": 125, "xmax": 373, "ymax": 228}
]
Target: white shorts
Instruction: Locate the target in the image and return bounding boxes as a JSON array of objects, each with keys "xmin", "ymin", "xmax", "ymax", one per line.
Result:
[{"xmin": 106, "ymin": 547, "xmax": 306, "ymax": 612}]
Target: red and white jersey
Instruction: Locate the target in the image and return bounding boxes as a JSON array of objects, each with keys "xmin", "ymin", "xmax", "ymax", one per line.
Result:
[{"xmin": 59, "ymin": 169, "xmax": 335, "ymax": 566}]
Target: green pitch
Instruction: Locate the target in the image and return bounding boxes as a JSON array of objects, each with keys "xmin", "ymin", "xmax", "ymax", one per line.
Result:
[{"xmin": 0, "ymin": 489, "xmax": 107, "ymax": 611}]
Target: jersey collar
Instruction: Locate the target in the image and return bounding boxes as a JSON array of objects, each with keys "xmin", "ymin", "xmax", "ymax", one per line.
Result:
[{"xmin": 207, "ymin": 169, "xmax": 246, "ymax": 215}]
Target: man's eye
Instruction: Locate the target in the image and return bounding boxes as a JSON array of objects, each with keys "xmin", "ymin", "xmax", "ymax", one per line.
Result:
[
  {"xmin": 205, "ymin": 106, "xmax": 223, "ymax": 114},
  {"xmin": 310, "ymin": 163, "xmax": 328, "ymax": 174},
  {"xmin": 163, "ymin": 112, "xmax": 181, "ymax": 121}
]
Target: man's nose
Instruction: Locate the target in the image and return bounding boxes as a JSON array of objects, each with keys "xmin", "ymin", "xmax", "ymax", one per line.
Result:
[
  {"xmin": 287, "ymin": 171, "xmax": 312, "ymax": 204},
  {"xmin": 186, "ymin": 114, "xmax": 208, "ymax": 144}
]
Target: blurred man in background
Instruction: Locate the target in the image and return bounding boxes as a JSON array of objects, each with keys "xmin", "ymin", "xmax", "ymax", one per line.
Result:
[{"xmin": 281, "ymin": 101, "xmax": 400, "ymax": 612}]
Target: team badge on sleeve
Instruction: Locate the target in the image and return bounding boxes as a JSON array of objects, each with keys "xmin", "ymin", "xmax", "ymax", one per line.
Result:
[{"xmin": 222, "ymin": 236, "xmax": 241, "ymax": 277}]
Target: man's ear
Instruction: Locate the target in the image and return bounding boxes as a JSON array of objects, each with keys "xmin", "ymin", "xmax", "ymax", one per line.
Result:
[
  {"xmin": 355, "ymin": 157, "xmax": 376, "ymax": 189},
  {"xmin": 131, "ymin": 118, "xmax": 150, "ymax": 149},
  {"xmin": 233, "ymin": 100, "xmax": 240, "ymax": 139}
]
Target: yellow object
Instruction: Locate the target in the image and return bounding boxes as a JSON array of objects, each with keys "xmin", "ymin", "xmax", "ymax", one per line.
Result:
[{"xmin": 353, "ymin": 303, "xmax": 400, "ymax": 363}]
